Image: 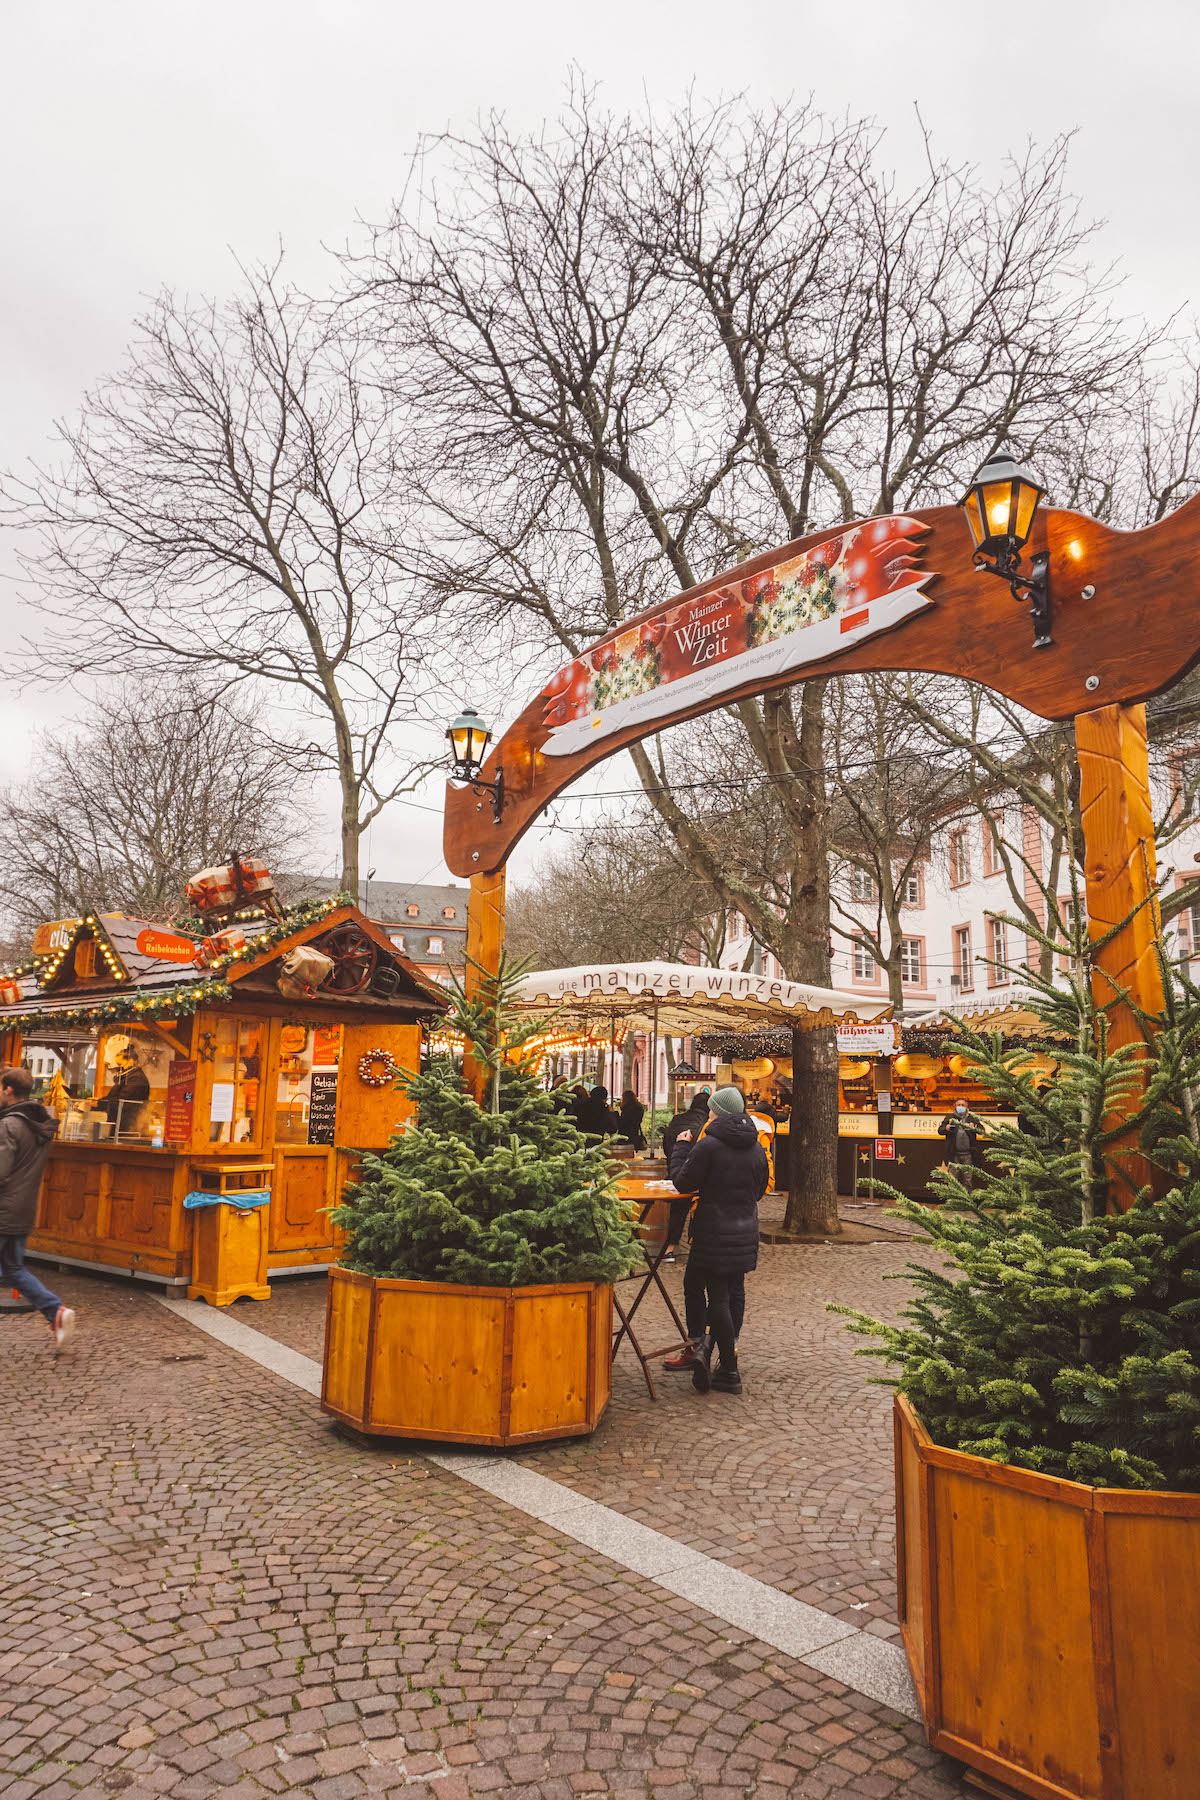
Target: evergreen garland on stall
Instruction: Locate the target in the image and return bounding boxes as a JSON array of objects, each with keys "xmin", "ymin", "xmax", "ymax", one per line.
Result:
[
  {"xmin": 835, "ymin": 884, "xmax": 1200, "ymax": 1493},
  {"xmin": 333, "ymin": 957, "xmax": 641, "ymax": 1288}
]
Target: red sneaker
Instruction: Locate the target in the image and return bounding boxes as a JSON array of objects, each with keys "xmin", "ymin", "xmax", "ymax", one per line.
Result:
[{"xmin": 662, "ymin": 1342, "xmax": 699, "ymax": 1370}]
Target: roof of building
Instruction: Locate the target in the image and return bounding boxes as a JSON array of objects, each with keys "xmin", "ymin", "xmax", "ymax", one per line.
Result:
[{"xmin": 285, "ymin": 877, "xmax": 469, "ymax": 929}]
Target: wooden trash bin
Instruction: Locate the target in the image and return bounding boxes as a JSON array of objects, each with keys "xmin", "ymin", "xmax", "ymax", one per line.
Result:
[{"xmin": 188, "ymin": 1161, "xmax": 272, "ymax": 1306}]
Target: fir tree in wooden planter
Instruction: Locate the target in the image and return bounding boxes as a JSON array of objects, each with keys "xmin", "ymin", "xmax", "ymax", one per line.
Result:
[
  {"xmin": 837, "ymin": 903, "xmax": 1200, "ymax": 1800},
  {"xmin": 322, "ymin": 961, "xmax": 639, "ymax": 1447}
]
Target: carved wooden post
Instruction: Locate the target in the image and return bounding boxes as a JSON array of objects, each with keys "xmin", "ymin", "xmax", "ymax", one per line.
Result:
[
  {"xmin": 1075, "ymin": 702, "xmax": 1166, "ymax": 1205},
  {"xmin": 463, "ymin": 868, "xmax": 506, "ymax": 1105}
]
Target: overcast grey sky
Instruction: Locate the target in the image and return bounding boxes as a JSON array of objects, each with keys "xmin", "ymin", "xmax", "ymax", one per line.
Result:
[{"xmin": 2, "ymin": 0, "xmax": 1196, "ymax": 890}]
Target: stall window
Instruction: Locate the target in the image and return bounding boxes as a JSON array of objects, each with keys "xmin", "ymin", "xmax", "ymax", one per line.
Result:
[
  {"xmin": 209, "ymin": 1018, "xmax": 263, "ymax": 1145},
  {"xmin": 853, "ymin": 938, "xmax": 876, "ymax": 981},
  {"xmin": 899, "ymin": 938, "xmax": 923, "ymax": 985},
  {"xmin": 954, "ymin": 925, "xmax": 974, "ymax": 991}
]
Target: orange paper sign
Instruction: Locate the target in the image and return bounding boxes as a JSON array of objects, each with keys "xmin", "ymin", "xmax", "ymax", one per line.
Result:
[
  {"xmin": 32, "ymin": 918, "xmax": 80, "ymax": 954},
  {"xmin": 136, "ymin": 929, "xmax": 198, "ymax": 963}
]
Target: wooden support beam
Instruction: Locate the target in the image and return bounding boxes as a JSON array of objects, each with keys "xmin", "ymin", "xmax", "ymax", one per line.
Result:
[
  {"xmin": 463, "ymin": 869, "xmax": 506, "ymax": 1106},
  {"xmin": 1075, "ymin": 702, "xmax": 1166, "ymax": 1205}
]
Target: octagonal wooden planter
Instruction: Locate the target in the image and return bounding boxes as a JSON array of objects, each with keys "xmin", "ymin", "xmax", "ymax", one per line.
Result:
[
  {"xmin": 895, "ymin": 1394, "xmax": 1200, "ymax": 1800},
  {"xmin": 321, "ymin": 1264, "xmax": 613, "ymax": 1447}
]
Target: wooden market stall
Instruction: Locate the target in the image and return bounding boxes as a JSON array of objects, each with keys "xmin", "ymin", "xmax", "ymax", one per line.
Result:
[
  {"xmin": 696, "ymin": 1006, "xmax": 1064, "ymax": 1200},
  {"xmin": 0, "ymin": 897, "xmax": 446, "ymax": 1302}
]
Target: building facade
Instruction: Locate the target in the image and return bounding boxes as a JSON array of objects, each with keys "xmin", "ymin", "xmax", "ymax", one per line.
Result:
[{"xmin": 714, "ymin": 762, "xmax": 1200, "ymax": 1023}]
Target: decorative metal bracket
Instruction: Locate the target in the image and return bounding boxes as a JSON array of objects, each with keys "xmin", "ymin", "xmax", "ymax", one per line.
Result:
[
  {"xmin": 463, "ymin": 770, "xmax": 503, "ymax": 822},
  {"xmin": 973, "ymin": 547, "xmax": 1052, "ymax": 649}
]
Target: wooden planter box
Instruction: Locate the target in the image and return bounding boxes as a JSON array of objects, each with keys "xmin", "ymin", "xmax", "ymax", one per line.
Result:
[
  {"xmin": 895, "ymin": 1394, "xmax": 1200, "ymax": 1800},
  {"xmin": 321, "ymin": 1265, "xmax": 613, "ymax": 1448}
]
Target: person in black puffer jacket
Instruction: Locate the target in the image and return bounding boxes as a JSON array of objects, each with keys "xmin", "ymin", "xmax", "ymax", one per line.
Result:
[{"xmin": 669, "ymin": 1085, "xmax": 768, "ymax": 1396}]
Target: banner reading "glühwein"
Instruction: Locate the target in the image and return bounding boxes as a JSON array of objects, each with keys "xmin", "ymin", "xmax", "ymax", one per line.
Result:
[{"xmin": 539, "ymin": 515, "xmax": 930, "ymax": 756}]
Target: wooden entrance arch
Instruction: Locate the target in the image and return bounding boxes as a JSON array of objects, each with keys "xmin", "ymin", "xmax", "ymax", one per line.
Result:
[{"xmin": 444, "ymin": 493, "xmax": 1200, "ymax": 1193}]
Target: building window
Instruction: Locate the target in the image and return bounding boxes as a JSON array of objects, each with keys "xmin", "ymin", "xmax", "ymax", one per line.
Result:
[
  {"xmin": 853, "ymin": 938, "xmax": 876, "ymax": 981},
  {"xmin": 407, "ymin": 903, "xmax": 419, "ymax": 918},
  {"xmin": 899, "ymin": 938, "xmax": 923, "ymax": 985},
  {"xmin": 949, "ymin": 828, "xmax": 970, "ymax": 887},
  {"xmin": 900, "ymin": 870, "xmax": 921, "ymax": 907},
  {"xmin": 442, "ymin": 906, "xmax": 455, "ymax": 919},
  {"xmin": 1190, "ymin": 900, "xmax": 1200, "ymax": 956},
  {"xmin": 987, "ymin": 916, "xmax": 1009, "ymax": 985},
  {"xmin": 954, "ymin": 925, "xmax": 973, "ymax": 991},
  {"xmin": 427, "ymin": 936, "xmax": 444, "ymax": 956},
  {"xmin": 851, "ymin": 867, "xmax": 875, "ymax": 902},
  {"xmin": 389, "ymin": 934, "xmax": 405, "ymax": 953},
  {"xmin": 982, "ymin": 816, "xmax": 1003, "ymax": 878}
]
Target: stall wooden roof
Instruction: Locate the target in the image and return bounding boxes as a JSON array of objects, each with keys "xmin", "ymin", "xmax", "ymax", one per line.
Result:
[{"xmin": 0, "ymin": 902, "xmax": 448, "ymax": 1031}]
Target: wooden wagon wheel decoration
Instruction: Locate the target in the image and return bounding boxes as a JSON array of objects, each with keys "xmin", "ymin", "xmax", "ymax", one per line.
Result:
[{"xmin": 319, "ymin": 923, "xmax": 378, "ymax": 993}]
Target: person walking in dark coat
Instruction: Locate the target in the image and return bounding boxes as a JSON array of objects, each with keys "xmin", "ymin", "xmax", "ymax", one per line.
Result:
[
  {"xmin": 938, "ymin": 1101, "xmax": 983, "ymax": 1185},
  {"xmin": 578, "ymin": 1084, "xmax": 617, "ymax": 1140},
  {"xmin": 661, "ymin": 1089, "xmax": 710, "ymax": 1167},
  {"xmin": 668, "ymin": 1086, "xmax": 768, "ymax": 1395},
  {"xmin": 616, "ymin": 1089, "xmax": 646, "ymax": 1150},
  {"xmin": 0, "ymin": 1065, "xmax": 74, "ymax": 1347},
  {"xmin": 659, "ymin": 1088, "xmax": 711, "ymax": 1257}
]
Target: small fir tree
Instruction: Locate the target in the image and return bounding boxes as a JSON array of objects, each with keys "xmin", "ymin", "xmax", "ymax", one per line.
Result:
[
  {"xmin": 836, "ymin": 871, "xmax": 1200, "ymax": 1492},
  {"xmin": 333, "ymin": 957, "xmax": 640, "ymax": 1287}
]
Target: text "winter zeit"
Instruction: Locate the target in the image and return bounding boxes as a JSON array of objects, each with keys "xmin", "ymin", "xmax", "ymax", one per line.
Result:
[{"xmin": 673, "ymin": 606, "xmax": 733, "ymax": 667}]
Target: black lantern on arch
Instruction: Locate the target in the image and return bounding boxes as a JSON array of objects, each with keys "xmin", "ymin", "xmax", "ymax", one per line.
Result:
[
  {"xmin": 958, "ymin": 450, "xmax": 1052, "ymax": 649},
  {"xmin": 445, "ymin": 707, "xmax": 503, "ymax": 820}
]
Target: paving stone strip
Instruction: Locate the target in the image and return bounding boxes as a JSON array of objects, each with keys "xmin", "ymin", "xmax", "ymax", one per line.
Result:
[{"xmin": 157, "ymin": 1297, "xmax": 920, "ymax": 1723}]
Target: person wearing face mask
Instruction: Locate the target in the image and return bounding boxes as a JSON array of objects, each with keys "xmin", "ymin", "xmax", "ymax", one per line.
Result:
[{"xmin": 938, "ymin": 1099, "xmax": 983, "ymax": 1181}]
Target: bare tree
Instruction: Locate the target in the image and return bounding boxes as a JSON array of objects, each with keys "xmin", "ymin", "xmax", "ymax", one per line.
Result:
[
  {"xmin": 361, "ymin": 91, "xmax": 1155, "ymax": 1229},
  {"xmin": 0, "ymin": 678, "xmax": 304, "ymax": 937},
  {"xmin": 3, "ymin": 259, "xmax": 432, "ymax": 893},
  {"xmin": 506, "ymin": 816, "xmax": 724, "ymax": 968},
  {"xmin": 825, "ymin": 676, "xmax": 970, "ymax": 1006}
]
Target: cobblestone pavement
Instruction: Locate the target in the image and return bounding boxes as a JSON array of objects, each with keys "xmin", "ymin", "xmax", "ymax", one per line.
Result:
[
  {"xmin": 243, "ymin": 1226, "xmax": 945, "ymax": 1636},
  {"xmin": 2, "ymin": 1249, "xmax": 972, "ymax": 1798}
]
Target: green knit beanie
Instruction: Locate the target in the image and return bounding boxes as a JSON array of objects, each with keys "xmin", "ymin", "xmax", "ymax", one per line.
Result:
[{"xmin": 708, "ymin": 1085, "xmax": 745, "ymax": 1117}]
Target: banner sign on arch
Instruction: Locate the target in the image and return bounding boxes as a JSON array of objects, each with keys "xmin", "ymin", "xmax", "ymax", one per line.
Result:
[{"xmin": 539, "ymin": 516, "xmax": 931, "ymax": 757}]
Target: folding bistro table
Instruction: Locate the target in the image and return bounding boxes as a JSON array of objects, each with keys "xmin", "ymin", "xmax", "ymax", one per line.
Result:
[{"xmin": 611, "ymin": 1175, "xmax": 694, "ymax": 1399}]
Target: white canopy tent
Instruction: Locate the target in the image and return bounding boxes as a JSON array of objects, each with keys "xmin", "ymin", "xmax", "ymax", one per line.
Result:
[{"xmin": 512, "ymin": 961, "xmax": 894, "ymax": 1122}]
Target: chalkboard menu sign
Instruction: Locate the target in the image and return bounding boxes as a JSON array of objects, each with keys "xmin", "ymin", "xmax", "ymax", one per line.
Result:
[{"xmin": 307, "ymin": 1071, "xmax": 338, "ymax": 1146}]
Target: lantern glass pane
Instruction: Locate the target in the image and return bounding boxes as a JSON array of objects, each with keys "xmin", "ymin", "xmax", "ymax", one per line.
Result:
[
  {"xmin": 1013, "ymin": 479, "xmax": 1041, "ymax": 543},
  {"xmin": 449, "ymin": 726, "xmax": 470, "ymax": 764},
  {"xmin": 962, "ymin": 490, "xmax": 985, "ymax": 548},
  {"xmin": 983, "ymin": 479, "xmax": 1016, "ymax": 539}
]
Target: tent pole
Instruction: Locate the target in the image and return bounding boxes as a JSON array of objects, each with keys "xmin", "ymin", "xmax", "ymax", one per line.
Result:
[
  {"xmin": 610, "ymin": 1011, "xmax": 617, "ymax": 1101},
  {"xmin": 649, "ymin": 1001, "xmax": 658, "ymax": 1151}
]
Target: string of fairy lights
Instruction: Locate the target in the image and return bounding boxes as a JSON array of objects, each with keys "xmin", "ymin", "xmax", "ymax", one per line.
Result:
[{"xmin": 0, "ymin": 894, "xmax": 352, "ymax": 1034}]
